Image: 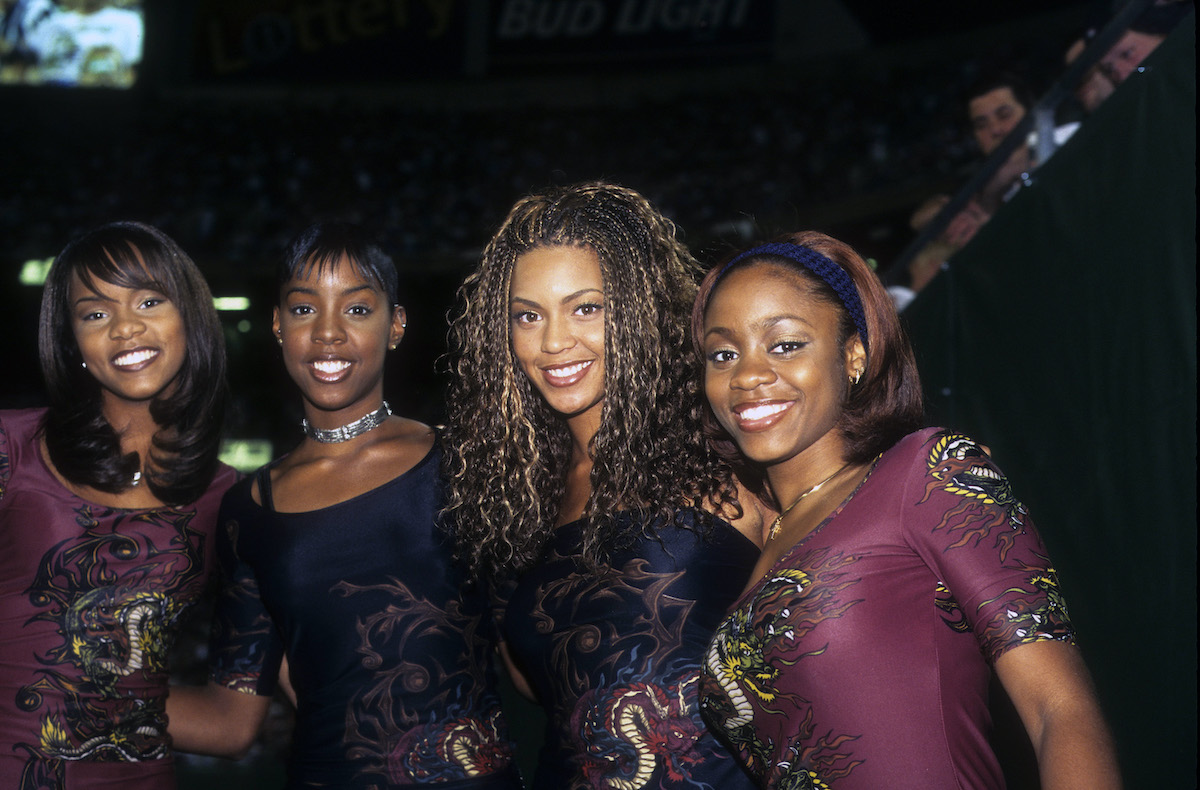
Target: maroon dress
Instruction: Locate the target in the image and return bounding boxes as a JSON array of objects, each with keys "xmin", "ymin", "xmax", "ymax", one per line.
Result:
[
  {"xmin": 700, "ymin": 429, "xmax": 1077, "ymax": 789},
  {"xmin": 0, "ymin": 408, "xmax": 237, "ymax": 790}
]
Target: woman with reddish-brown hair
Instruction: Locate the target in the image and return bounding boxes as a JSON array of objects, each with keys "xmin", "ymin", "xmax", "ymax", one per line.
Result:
[{"xmin": 693, "ymin": 231, "xmax": 1121, "ymax": 789}]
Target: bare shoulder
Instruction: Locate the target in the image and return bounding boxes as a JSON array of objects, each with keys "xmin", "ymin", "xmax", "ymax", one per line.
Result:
[
  {"xmin": 266, "ymin": 417, "xmax": 436, "ymax": 512},
  {"xmin": 384, "ymin": 417, "xmax": 437, "ymax": 464}
]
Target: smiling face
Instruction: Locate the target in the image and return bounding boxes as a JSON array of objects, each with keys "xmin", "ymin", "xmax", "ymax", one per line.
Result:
[
  {"xmin": 509, "ymin": 245, "xmax": 607, "ymax": 438},
  {"xmin": 272, "ymin": 255, "xmax": 404, "ymax": 429},
  {"xmin": 68, "ymin": 268, "xmax": 187, "ymax": 410},
  {"xmin": 702, "ymin": 262, "xmax": 865, "ymax": 477}
]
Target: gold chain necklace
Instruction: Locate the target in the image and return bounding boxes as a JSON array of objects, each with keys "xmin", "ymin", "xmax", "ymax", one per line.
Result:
[{"xmin": 768, "ymin": 461, "xmax": 852, "ymax": 541}]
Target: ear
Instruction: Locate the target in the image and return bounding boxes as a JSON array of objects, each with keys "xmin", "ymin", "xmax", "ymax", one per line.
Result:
[
  {"xmin": 844, "ymin": 333, "xmax": 867, "ymax": 383},
  {"xmin": 271, "ymin": 307, "xmax": 282, "ymax": 342},
  {"xmin": 389, "ymin": 306, "xmax": 406, "ymax": 350}
]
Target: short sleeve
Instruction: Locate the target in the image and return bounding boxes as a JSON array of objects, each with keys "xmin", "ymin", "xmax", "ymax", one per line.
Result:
[
  {"xmin": 207, "ymin": 492, "xmax": 284, "ymax": 696},
  {"xmin": 902, "ymin": 431, "xmax": 1076, "ymax": 664}
]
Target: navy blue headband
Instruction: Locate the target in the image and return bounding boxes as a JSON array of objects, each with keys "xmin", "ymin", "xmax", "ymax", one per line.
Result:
[{"xmin": 720, "ymin": 242, "xmax": 869, "ymax": 348}]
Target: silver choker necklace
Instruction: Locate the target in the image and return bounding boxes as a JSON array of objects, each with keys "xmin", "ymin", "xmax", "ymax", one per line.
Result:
[{"xmin": 302, "ymin": 402, "xmax": 391, "ymax": 443}]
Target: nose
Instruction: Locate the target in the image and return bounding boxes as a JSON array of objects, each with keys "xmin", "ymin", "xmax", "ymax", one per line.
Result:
[
  {"xmin": 540, "ymin": 314, "xmax": 577, "ymax": 354},
  {"xmin": 729, "ymin": 352, "xmax": 776, "ymax": 390},
  {"xmin": 312, "ymin": 311, "xmax": 346, "ymax": 345},
  {"xmin": 990, "ymin": 118, "xmax": 1012, "ymax": 143},
  {"xmin": 1098, "ymin": 57, "xmax": 1124, "ymax": 85},
  {"xmin": 109, "ymin": 308, "xmax": 146, "ymax": 340}
]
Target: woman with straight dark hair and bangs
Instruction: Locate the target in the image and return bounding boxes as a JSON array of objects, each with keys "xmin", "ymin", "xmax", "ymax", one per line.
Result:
[
  {"xmin": 1, "ymin": 221, "xmax": 237, "ymax": 788},
  {"xmin": 693, "ymin": 231, "xmax": 1120, "ymax": 789},
  {"xmin": 445, "ymin": 181, "xmax": 764, "ymax": 790},
  {"xmin": 37, "ymin": 220, "xmax": 229, "ymax": 503}
]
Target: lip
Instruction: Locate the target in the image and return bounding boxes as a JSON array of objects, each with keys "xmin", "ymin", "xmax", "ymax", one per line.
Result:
[
  {"xmin": 308, "ymin": 356, "xmax": 353, "ymax": 383},
  {"xmin": 110, "ymin": 346, "xmax": 160, "ymax": 371},
  {"xmin": 730, "ymin": 399, "xmax": 794, "ymax": 432},
  {"xmin": 540, "ymin": 359, "xmax": 593, "ymax": 388}
]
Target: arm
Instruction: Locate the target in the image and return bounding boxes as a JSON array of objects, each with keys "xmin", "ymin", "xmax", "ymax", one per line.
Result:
[
  {"xmin": 498, "ymin": 640, "xmax": 538, "ymax": 702},
  {"xmin": 995, "ymin": 640, "xmax": 1122, "ymax": 789},
  {"xmin": 276, "ymin": 655, "xmax": 298, "ymax": 708},
  {"xmin": 167, "ymin": 681, "xmax": 272, "ymax": 759}
]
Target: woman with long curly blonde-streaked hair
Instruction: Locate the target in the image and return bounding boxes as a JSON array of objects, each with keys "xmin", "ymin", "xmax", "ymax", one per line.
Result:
[{"xmin": 445, "ymin": 181, "xmax": 764, "ymax": 789}]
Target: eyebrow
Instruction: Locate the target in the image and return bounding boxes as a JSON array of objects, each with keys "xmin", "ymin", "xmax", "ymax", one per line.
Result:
[
  {"xmin": 704, "ymin": 314, "xmax": 812, "ymax": 339},
  {"xmin": 284, "ymin": 283, "xmax": 377, "ymax": 299},
  {"xmin": 72, "ymin": 293, "xmax": 115, "ymax": 309},
  {"xmin": 510, "ymin": 287, "xmax": 604, "ymax": 309}
]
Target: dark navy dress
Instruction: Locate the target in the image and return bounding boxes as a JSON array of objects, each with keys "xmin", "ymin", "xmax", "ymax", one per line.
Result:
[
  {"xmin": 209, "ymin": 442, "xmax": 520, "ymax": 789},
  {"xmin": 501, "ymin": 510, "xmax": 758, "ymax": 790}
]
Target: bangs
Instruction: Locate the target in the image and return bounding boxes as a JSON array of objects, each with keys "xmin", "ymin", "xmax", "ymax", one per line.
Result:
[
  {"xmin": 295, "ymin": 251, "xmax": 386, "ymax": 294},
  {"xmin": 284, "ymin": 240, "xmax": 398, "ymax": 306},
  {"xmin": 73, "ymin": 240, "xmax": 170, "ymax": 297}
]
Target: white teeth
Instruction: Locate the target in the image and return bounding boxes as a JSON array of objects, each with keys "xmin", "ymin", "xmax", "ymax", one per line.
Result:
[
  {"xmin": 313, "ymin": 360, "xmax": 350, "ymax": 374},
  {"xmin": 738, "ymin": 402, "xmax": 790, "ymax": 421},
  {"xmin": 114, "ymin": 349, "xmax": 157, "ymax": 367},
  {"xmin": 545, "ymin": 361, "xmax": 590, "ymax": 380}
]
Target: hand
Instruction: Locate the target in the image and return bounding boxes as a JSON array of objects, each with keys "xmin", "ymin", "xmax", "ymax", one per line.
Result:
[{"xmin": 942, "ymin": 201, "xmax": 991, "ymax": 248}]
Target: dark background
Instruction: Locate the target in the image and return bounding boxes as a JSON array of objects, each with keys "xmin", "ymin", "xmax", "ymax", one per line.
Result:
[{"xmin": 2, "ymin": 1, "xmax": 1194, "ymax": 787}]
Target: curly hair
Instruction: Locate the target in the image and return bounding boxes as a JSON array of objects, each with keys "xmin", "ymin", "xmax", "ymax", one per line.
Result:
[
  {"xmin": 37, "ymin": 221, "xmax": 228, "ymax": 506},
  {"xmin": 691, "ymin": 230, "xmax": 925, "ymax": 500},
  {"xmin": 444, "ymin": 182, "xmax": 739, "ymax": 581}
]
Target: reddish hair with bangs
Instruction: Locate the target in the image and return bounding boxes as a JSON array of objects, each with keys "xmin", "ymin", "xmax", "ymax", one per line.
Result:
[{"xmin": 691, "ymin": 231, "xmax": 925, "ymax": 492}]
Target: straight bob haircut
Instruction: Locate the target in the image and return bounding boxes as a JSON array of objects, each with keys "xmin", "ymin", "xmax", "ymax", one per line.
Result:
[
  {"xmin": 38, "ymin": 221, "xmax": 227, "ymax": 504},
  {"xmin": 692, "ymin": 230, "xmax": 925, "ymax": 478},
  {"xmin": 278, "ymin": 221, "xmax": 400, "ymax": 307}
]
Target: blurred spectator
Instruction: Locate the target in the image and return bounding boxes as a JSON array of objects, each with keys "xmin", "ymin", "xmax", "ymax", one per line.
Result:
[
  {"xmin": 966, "ymin": 71, "xmax": 1032, "ymax": 157},
  {"xmin": 897, "ymin": 72, "xmax": 1035, "ymax": 300},
  {"xmin": 1064, "ymin": 32, "xmax": 1116, "ymax": 114},
  {"xmin": 1099, "ymin": 1, "xmax": 1192, "ymax": 86}
]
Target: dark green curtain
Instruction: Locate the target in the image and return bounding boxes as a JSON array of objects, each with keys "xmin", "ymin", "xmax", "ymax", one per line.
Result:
[{"xmin": 904, "ymin": 17, "xmax": 1196, "ymax": 788}]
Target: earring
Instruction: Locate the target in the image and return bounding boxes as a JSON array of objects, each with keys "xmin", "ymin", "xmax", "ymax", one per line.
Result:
[
  {"xmin": 81, "ymin": 361, "xmax": 87, "ymax": 370},
  {"xmin": 851, "ymin": 369, "xmax": 862, "ymax": 385},
  {"xmin": 276, "ymin": 336, "xmax": 283, "ymax": 346}
]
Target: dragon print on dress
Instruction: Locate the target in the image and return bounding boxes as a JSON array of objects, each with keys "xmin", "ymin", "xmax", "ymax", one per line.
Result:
[
  {"xmin": 698, "ymin": 429, "xmax": 1080, "ymax": 788},
  {"xmin": 920, "ymin": 433, "xmax": 1029, "ymax": 561},
  {"xmin": 502, "ymin": 510, "xmax": 758, "ymax": 790},
  {"xmin": 975, "ymin": 559, "xmax": 1076, "ymax": 650},
  {"xmin": 532, "ymin": 556, "xmax": 713, "ymax": 790},
  {"xmin": 15, "ymin": 503, "xmax": 207, "ymax": 787},
  {"xmin": 387, "ymin": 707, "xmax": 513, "ymax": 784},
  {"xmin": 569, "ymin": 671, "xmax": 706, "ymax": 790},
  {"xmin": 332, "ymin": 575, "xmax": 514, "ymax": 785},
  {"xmin": 702, "ymin": 548, "xmax": 862, "ymax": 783},
  {"xmin": 934, "ymin": 580, "xmax": 971, "ymax": 633},
  {"xmin": 767, "ymin": 706, "xmax": 862, "ymax": 789}
]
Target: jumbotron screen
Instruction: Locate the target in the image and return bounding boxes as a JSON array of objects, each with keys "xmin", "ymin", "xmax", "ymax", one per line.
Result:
[{"xmin": 1, "ymin": 0, "xmax": 143, "ymax": 88}]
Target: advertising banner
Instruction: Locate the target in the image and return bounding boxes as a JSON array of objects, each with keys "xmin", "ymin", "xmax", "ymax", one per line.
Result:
[{"xmin": 190, "ymin": 0, "xmax": 469, "ymax": 83}]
